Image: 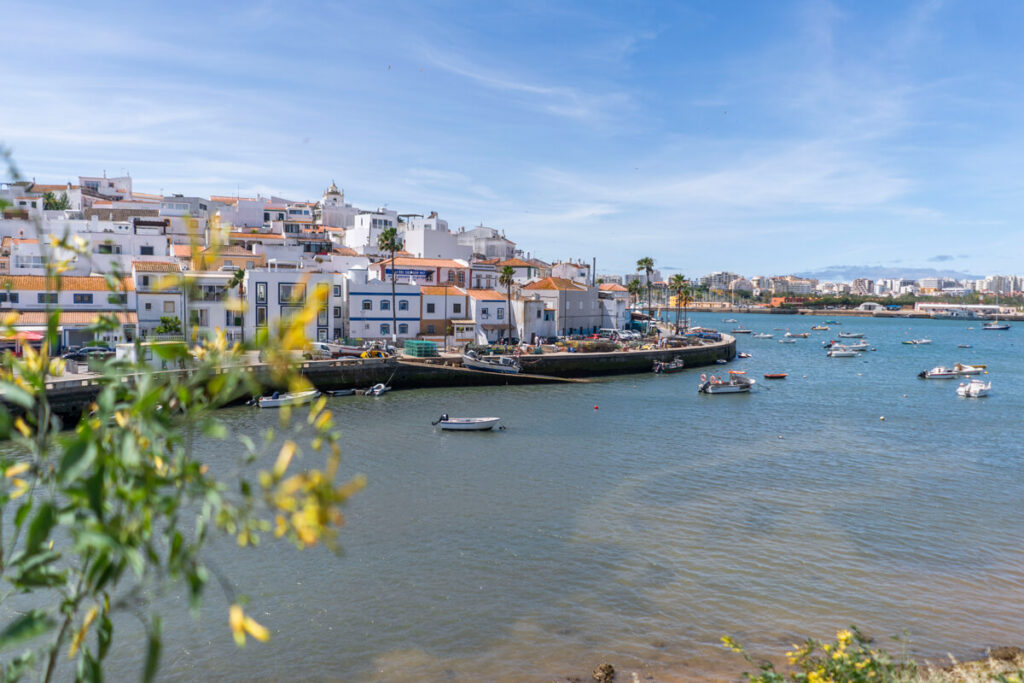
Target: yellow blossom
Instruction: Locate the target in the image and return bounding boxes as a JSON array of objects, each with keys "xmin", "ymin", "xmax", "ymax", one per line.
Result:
[
  {"xmin": 68, "ymin": 605, "xmax": 99, "ymax": 658},
  {"xmin": 229, "ymin": 604, "xmax": 270, "ymax": 646},
  {"xmin": 13, "ymin": 417, "xmax": 31, "ymax": 438}
]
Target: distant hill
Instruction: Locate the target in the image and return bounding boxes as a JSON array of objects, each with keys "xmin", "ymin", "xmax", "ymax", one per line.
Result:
[{"xmin": 793, "ymin": 265, "xmax": 982, "ymax": 282}]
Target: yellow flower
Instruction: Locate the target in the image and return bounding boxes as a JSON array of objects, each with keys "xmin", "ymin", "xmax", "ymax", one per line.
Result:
[
  {"xmin": 229, "ymin": 604, "xmax": 270, "ymax": 646},
  {"xmin": 837, "ymin": 629, "xmax": 853, "ymax": 646},
  {"xmin": 273, "ymin": 441, "xmax": 297, "ymax": 479},
  {"xmin": 68, "ymin": 605, "xmax": 99, "ymax": 658},
  {"xmin": 13, "ymin": 417, "xmax": 31, "ymax": 438},
  {"xmin": 5, "ymin": 462, "xmax": 30, "ymax": 478}
]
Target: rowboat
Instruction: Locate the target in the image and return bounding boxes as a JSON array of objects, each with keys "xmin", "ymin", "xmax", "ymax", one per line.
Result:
[
  {"xmin": 827, "ymin": 349, "xmax": 859, "ymax": 357},
  {"xmin": 433, "ymin": 415, "xmax": 502, "ymax": 431},
  {"xmin": 753, "ymin": 333, "xmax": 773, "ymax": 339},
  {"xmin": 325, "ymin": 388, "xmax": 356, "ymax": 396},
  {"xmin": 811, "ymin": 325, "xmax": 829, "ymax": 331},
  {"xmin": 257, "ymin": 389, "xmax": 321, "ymax": 408},
  {"xmin": 763, "ymin": 373, "xmax": 788, "ymax": 379},
  {"xmin": 778, "ymin": 338, "xmax": 797, "ymax": 344},
  {"xmin": 653, "ymin": 357, "xmax": 685, "ymax": 373},
  {"xmin": 364, "ymin": 383, "xmax": 390, "ymax": 396},
  {"xmin": 462, "ymin": 350, "xmax": 521, "ymax": 374},
  {"xmin": 698, "ymin": 371, "xmax": 756, "ymax": 394}
]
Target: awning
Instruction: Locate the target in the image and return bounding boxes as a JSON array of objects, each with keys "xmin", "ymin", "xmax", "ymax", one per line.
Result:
[
  {"xmin": 1, "ymin": 331, "xmax": 44, "ymax": 342},
  {"xmin": 6, "ymin": 311, "xmax": 138, "ymax": 326}
]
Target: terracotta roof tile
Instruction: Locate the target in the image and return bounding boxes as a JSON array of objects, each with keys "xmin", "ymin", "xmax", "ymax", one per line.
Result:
[
  {"xmin": 132, "ymin": 261, "xmax": 181, "ymax": 273},
  {"xmin": 420, "ymin": 286, "xmax": 466, "ymax": 296},
  {"xmin": 465, "ymin": 289, "xmax": 504, "ymax": 300},
  {"xmin": 10, "ymin": 310, "xmax": 137, "ymax": 325},
  {"xmin": 599, "ymin": 283, "xmax": 628, "ymax": 292},
  {"xmin": 521, "ymin": 276, "xmax": 587, "ymax": 292},
  {"xmin": 0, "ymin": 275, "xmax": 135, "ymax": 292},
  {"xmin": 497, "ymin": 258, "xmax": 534, "ymax": 268}
]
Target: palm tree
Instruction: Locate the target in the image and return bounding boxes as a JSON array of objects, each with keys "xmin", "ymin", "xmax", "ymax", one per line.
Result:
[
  {"xmin": 670, "ymin": 273, "xmax": 686, "ymax": 334},
  {"xmin": 636, "ymin": 256, "xmax": 654, "ymax": 316},
  {"xmin": 627, "ymin": 279, "xmax": 643, "ymax": 309},
  {"xmin": 377, "ymin": 227, "xmax": 403, "ymax": 342},
  {"xmin": 499, "ymin": 265, "xmax": 515, "ymax": 344}
]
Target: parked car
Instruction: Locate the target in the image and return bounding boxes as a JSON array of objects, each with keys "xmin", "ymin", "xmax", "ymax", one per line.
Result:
[{"xmin": 62, "ymin": 346, "xmax": 114, "ymax": 361}]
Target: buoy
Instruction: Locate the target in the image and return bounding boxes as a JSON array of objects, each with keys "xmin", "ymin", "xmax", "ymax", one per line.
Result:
[
  {"xmin": 778, "ymin": 435, "xmax": 783, "ymax": 439},
  {"xmin": 594, "ymin": 405, "xmax": 599, "ymax": 410},
  {"xmin": 880, "ymin": 416, "xmax": 885, "ymax": 421}
]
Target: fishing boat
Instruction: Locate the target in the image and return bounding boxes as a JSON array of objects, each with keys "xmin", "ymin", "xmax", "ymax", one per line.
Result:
[
  {"xmin": 722, "ymin": 318, "xmax": 738, "ymax": 323},
  {"xmin": 918, "ymin": 366, "xmax": 959, "ymax": 379},
  {"xmin": 827, "ymin": 349, "xmax": 859, "ymax": 358},
  {"xmin": 954, "ymin": 363, "xmax": 986, "ymax": 375},
  {"xmin": 832, "ymin": 341, "xmax": 869, "ymax": 352},
  {"xmin": 698, "ymin": 370, "xmax": 756, "ymax": 394},
  {"xmin": 462, "ymin": 350, "xmax": 521, "ymax": 374},
  {"xmin": 753, "ymin": 332, "xmax": 773, "ymax": 339},
  {"xmin": 653, "ymin": 357, "xmax": 685, "ymax": 373},
  {"xmin": 731, "ymin": 328, "xmax": 752, "ymax": 334},
  {"xmin": 737, "ymin": 352, "xmax": 752, "ymax": 359},
  {"xmin": 778, "ymin": 338, "xmax": 797, "ymax": 344},
  {"xmin": 256, "ymin": 389, "xmax": 321, "ymax": 408},
  {"xmin": 784, "ymin": 331, "xmax": 809, "ymax": 338},
  {"xmin": 903, "ymin": 338, "xmax": 932, "ymax": 345},
  {"xmin": 957, "ymin": 379, "xmax": 991, "ymax": 398},
  {"xmin": 824, "ymin": 320, "xmax": 840, "ymax": 325},
  {"xmin": 811, "ymin": 325, "xmax": 829, "ymax": 331},
  {"xmin": 433, "ymin": 415, "xmax": 502, "ymax": 431},
  {"xmin": 958, "ymin": 344, "xmax": 973, "ymax": 349},
  {"xmin": 763, "ymin": 373, "xmax": 788, "ymax": 379},
  {"xmin": 837, "ymin": 332, "xmax": 864, "ymax": 338},
  {"xmin": 364, "ymin": 383, "xmax": 390, "ymax": 396},
  {"xmin": 982, "ymin": 321, "xmax": 1010, "ymax": 330}
]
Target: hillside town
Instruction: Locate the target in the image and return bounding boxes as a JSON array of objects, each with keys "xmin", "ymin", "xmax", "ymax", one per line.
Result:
[{"xmin": 0, "ymin": 174, "xmax": 1019, "ymax": 351}]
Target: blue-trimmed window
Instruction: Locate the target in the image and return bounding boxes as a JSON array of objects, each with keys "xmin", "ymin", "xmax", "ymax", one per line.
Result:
[
  {"xmin": 398, "ymin": 300, "xmax": 409, "ymax": 311},
  {"xmin": 380, "ymin": 323, "xmax": 390, "ymax": 335},
  {"xmin": 361, "ymin": 299, "xmax": 372, "ymax": 310},
  {"xmin": 398, "ymin": 323, "xmax": 408, "ymax": 334},
  {"xmin": 380, "ymin": 299, "xmax": 390, "ymax": 311}
]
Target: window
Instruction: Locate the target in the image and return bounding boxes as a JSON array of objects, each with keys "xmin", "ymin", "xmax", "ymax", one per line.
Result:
[
  {"xmin": 97, "ymin": 244, "xmax": 121, "ymax": 255},
  {"xmin": 425, "ymin": 271, "xmax": 433, "ymax": 282},
  {"xmin": 453, "ymin": 303, "xmax": 461, "ymax": 314},
  {"xmin": 256, "ymin": 306, "xmax": 268, "ymax": 326},
  {"xmin": 317, "ymin": 328, "xmax": 328, "ymax": 341},
  {"xmin": 145, "ymin": 302, "xmax": 152, "ymax": 311},
  {"xmin": 246, "ymin": 261, "xmax": 255, "ymax": 269},
  {"xmin": 108, "ymin": 293, "xmax": 127, "ymax": 304},
  {"xmin": 361, "ymin": 299, "xmax": 372, "ymax": 311},
  {"xmin": 398, "ymin": 300, "xmax": 409, "ymax": 311},
  {"xmin": 481, "ymin": 307, "xmax": 489, "ymax": 318},
  {"xmin": 223, "ymin": 260, "xmax": 232, "ymax": 268},
  {"xmin": 5, "ymin": 293, "xmax": 16, "ymax": 303},
  {"xmin": 140, "ymin": 246, "xmax": 154, "ymax": 255},
  {"xmin": 497, "ymin": 307, "xmax": 504, "ymax": 319},
  {"xmin": 317, "ymin": 308, "xmax": 328, "ymax": 326},
  {"xmin": 142, "ymin": 275, "xmax": 150, "ymax": 287},
  {"xmin": 380, "ymin": 299, "xmax": 390, "ymax": 311},
  {"xmin": 256, "ymin": 282, "xmax": 267, "ymax": 304},
  {"xmin": 379, "ymin": 323, "xmax": 390, "ymax": 335},
  {"xmin": 457, "ymin": 272, "xmax": 465, "ymax": 286},
  {"xmin": 333, "ymin": 306, "xmax": 342, "ymax": 318},
  {"xmin": 73, "ymin": 293, "xmax": 93, "ymax": 304},
  {"xmin": 38, "ymin": 293, "xmax": 58, "ymax": 304},
  {"xmin": 426, "ymin": 324, "xmax": 436, "ymax": 334},
  {"xmin": 163, "ymin": 301, "xmax": 175, "ymax": 313},
  {"xmin": 447, "ymin": 271, "xmax": 455, "ymax": 283},
  {"xmin": 333, "ymin": 285, "xmax": 341, "ymax": 297},
  {"xmin": 536, "ymin": 310, "xmax": 541, "ymax": 319},
  {"xmin": 279, "ymin": 283, "xmax": 305, "ymax": 303},
  {"xmin": 426, "ymin": 303, "xmax": 435, "ymax": 314},
  {"xmin": 398, "ymin": 323, "xmax": 408, "ymax": 334}
]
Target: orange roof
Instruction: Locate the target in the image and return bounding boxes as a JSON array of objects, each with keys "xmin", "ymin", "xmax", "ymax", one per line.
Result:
[
  {"xmin": 521, "ymin": 277, "xmax": 587, "ymax": 292},
  {"xmin": 599, "ymin": 283, "xmax": 628, "ymax": 292},
  {"xmin": 132, "ymin": 261, "xmax": 181, "ymax": 273},
  {"xmin": 12, "ymin": 238, "xmax": 38, "ymax": 245},
  {"xmin": 229, "ymin": 232, "xmax": 284, "ymax": 240},
  {"xmin": 385, "ymin": 257, "xmax": 466, "ymax": 269},
  {"xmin": 465, "ymin": 289, "xmax": 504, "ymax": 300},
  {"xmin": 497, "ymin": 258, "xmax": 534, "ymax": 268},
  {"xmin": 28, "ymin": 184, "xmax": 79, "ymax": 192},
  {"xmin": 171, "ymin": 244, "xmax": 194, "ymax": 258},
  {"xmin": 474, "ymin": 258, "xmax": 500, "ymax": 265},
  {"xmin": 199, "ymin": 245, "xmax": 257, "ymax": 257},
  {"xmin": 333, "ymin": 247, "xmax": 357, "ymax": 256},
  {"xmin": 0, "ymin": 275, "xmax": 134, "ymax": 292},
  {"xmin": 210, "ymin": 195, "xmax": 259, "ymax": 204},
  {"xmin": 9, "ymin": 310, "xmax": 137, "ymax": 326},
  {"xmin": 420, "ymin": 286, "xmax": 467, "ymax": 296}
]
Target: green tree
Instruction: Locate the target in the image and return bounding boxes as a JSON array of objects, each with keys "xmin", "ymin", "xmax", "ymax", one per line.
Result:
[
  {"xmin": 227, "ymin": 268, "xmax": 246, "ymax": 338},
  {"xmin": 626, "ymin": 279, "xmax": 643, "ymax": 309},
  {"xmin": 0, "ymin": 147, "xmax": 361, "ymax": 681},
  {"xmin": 670, "ymin": 273, "xmax": 690, "ymax": 334},
  {"xmin": 42, "ymin": 191, "xmax": 70, "ymax": 211},
  {"xmin": 499, "ymin": 265, "xmax": 515, "ymax": 344},
  {"xmin": 376, "ymin": 227, "xmax": 403, "ymax": 343},
  {"xmin": 636, "ymin": 256, "xmax": 654, "ymax": 316},
  {"xmin": 154, "ymin": 315, "xmax": 182, "ymax": 335}
]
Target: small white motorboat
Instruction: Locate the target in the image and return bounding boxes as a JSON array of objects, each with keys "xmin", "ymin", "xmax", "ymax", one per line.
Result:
[
  {"xmin": 722, "ymin": 318, "xmax": 738, "ymax": 323},
  {"xmin": 433, "ymin": 415, "xmax": 502, "ymax": 431},
  {"xmin": 257, "ymin": 389, "xmax": 321, "ymax": 408},
  {"xmin": 957, "ymin": 379, "xmax": 990, "ymax": 397},
  {"xmin": 954, "ymin": 363, "xmax": 986, "ymax": 376},
  {"xmin": 784, "ymin": 331, "xmax": 809, "ymax": 338},
  {"xmin": 325, "ymin": 388, "xmax": 356, "ymax": 396},
  {"xmin": 918, "ymin": 366, "xmax": 959, "ymax": 379},
  {"xmin": 753, "ymin": 333, "xmax": 773, "ymax": 339},
  {"xmin": 832, "ymin": 341, "xmax": 869, "ymax": 352},
  {"xmin": 778, "ymin": 338, "xmax": 797, "ymax": 344},
  {"xmin": 837, "ymin": 332, "xmax": 864, "ymax": 338},
  {"xmin": 731, "ymin": 328, "xmax": 752, "ymax": 334},
  {"xmin": 365, "ymin": 383, "xmax": 390, "ymax": 396},
  {"xmin": 462, "ymin": 350, "xmax": 521, "ymax": 374},
  {"xmin": 698, "ymin": 371, "xmax": 756, "ymax": 394},
  {"xmin": 827, "ymin": 349, "xmax": 859, "ymax": 358}
]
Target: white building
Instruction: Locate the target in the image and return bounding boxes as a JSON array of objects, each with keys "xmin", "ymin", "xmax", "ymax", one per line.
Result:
[
  {"xmin": 550, "ymin": 260, "xmax": 591, "ymax": 284},
  {"xmin": 133, "ymin": 261, "xmax": 185, "ymax": 340},
  {"xmin": 520, "ymin": 277, "xmax": 601, "ymax": 336},
  {"xmin": 342, "ymin": 266, "xmax": 420, "ymax": 342},
  {"xmin": 315, "ymin": 182, "xmax": 360, "ymax": 229},
  {"xmin": 400, "ymin": 211, "xmax": 472, "ymax": 260},
  {"xmin": 465, "ymin": 289, "xmax": 511, "ymax": 343},
  {"xmin": 244, "ymin": 269, "xmax": 335, "ymax": 343},
  {"xmin": 456, "ymin": 225, "xmax": 516, "ymax": 260}
]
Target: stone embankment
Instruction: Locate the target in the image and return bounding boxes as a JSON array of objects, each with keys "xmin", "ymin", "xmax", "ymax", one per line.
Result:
[{"xmin": 20, "ymin": 335, "xmax": 735, "ymax": 421}]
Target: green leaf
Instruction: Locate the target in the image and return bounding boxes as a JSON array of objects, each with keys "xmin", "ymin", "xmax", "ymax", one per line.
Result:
[
  {"xmin": 0, "ymin": 610, "xmax": 55, "ymax": 652},
  {"xmin": 0, "ymin": 407, "xmax": 11, "ymax": 440},
  {"xmin": 0, "ymin": 381, "xmax": 34, "ymax": 410},
  {"xmin": 142, "ymin": 617, "xmax": 162, "ymax": 683},
  {"xmin": 24, "ymin": 502, "xmax": 56, "ymax": 555},
  {"xmin": 201, "ymin": 419, "xmax": 227, "ymax": 440},
  {"xmin": 85, "ymin": 467, "xmax": 105, "ymax": 519},
  {"xmin": 58, "ymin": 438, "xmax": 96, "ymax": 484}
]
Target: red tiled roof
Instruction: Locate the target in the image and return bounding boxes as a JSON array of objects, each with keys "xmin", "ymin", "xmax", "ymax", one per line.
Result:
[
  {"xmin": 420, "ymin": 286, "xmax": 466, "ymax": 296},
  {"xmin": 599, "ymin": 283, "xmax": 628, "ymax": 292},
  {"xmin": 0, "ymin": 275, "xmax": 134, "ymax": 291},
  {"xmin": 497, "ymin": 258, "xmax": 534, "ymax": 268},
  {"xmin": 521, "ymin": 277, "xmax": 587, "ymax": 292},
  {"xmin": 465, "ymin": 289, "xmax": 504, "ymax": 300},
  {"xmin": 132, "ymin": 261, "xmax": 181, "ymax": 273}
]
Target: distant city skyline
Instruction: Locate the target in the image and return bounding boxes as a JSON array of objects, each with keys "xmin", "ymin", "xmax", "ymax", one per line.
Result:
[{"xmin": 4, "ymin": 1, "xmax": 1024, "ymax": 276}]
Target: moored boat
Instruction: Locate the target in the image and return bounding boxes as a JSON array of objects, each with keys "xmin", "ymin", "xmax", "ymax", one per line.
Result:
[
  {"xmin": 957, "ymin": 379, "xmax": 990, "ymax": 398},
  {"xmin": 325, "ymin": 388, "xmax": 356, "ymax": 396},
  {"xmin": 462, "ymin": 350, "xmax": 521, "ymax": 374},
  {"xmin": 982, "ymin": 321, "xmax": 1010, "ymax": 330},
  {"xmin": 753, "ymin": 332, "xmax": 773, "ymax": 339},
  {"xmin": 732, "ymin": 328, "xmax": 752, "ymax": 334},
  {"xmin": 918, "ymin": 366, "xmax": 959, "ymax": 379},
  {"xmin": 365, "ymin": 383, "xmax": 390, "ymax": 396},
  {"xmin": 778, "ymin": 338, "xmax": 797, "ymax": 344},
  {"xmin": 827, "ymin": 349, "xmax": 859, "ymax": 358},
  {"xmin": 784, "ymin": 331, "xmax": 810, "ymax": 338},
  {"xmin": 698, "ymin": 370, "xmax": 756, "ymax": 394},
  {"xmin": 433, "ymin": 415, "xmax": 502, "ymax": 430},
  {"xmin": 653, "ymin": 357, "xmax": 685, "ymax": 374},
  {"xmin": 257, "ymin": 389, "xmax": 321, "ymax": 408},
  {"xmin": 811, "ymin": 325, "xmax": 829, "ymax": 331},
  {"xmin": 954, "ymin": 363, "xmax": 985, "ymax": 375},
  {"xmin": 837, "ymin": 332, "xmax": 864, "ymax": 338},
  {"xmin": 763, "ymin": 373, "xmax": 788, "ymax": 379}
]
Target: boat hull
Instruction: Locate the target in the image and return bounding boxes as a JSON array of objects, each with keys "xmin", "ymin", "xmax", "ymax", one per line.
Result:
[
  {"xmin": 258, "ymin": 390, "xmax": 321, "ymax": 408},
  {"xmin": 438, "ymin": 417, "xmax": 501, "ymax": 431},
  {"xmin": 462, "ymin": 355, "xmax": 521, "ymax": 374}
]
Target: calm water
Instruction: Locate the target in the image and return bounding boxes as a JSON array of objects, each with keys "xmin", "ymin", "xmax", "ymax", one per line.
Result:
[{"xmin": 103, "ymin": 313, "xmax": 1023, "ymax": 681}]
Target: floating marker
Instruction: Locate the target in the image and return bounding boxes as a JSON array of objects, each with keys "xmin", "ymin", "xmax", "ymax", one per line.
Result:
[
  {"xmin": 594, "ymin": 405, "xmax": 599, "ymax": 410},
  {"xmin": 880, "ymin": 416, "xmax": 886, "ymax": 421}
]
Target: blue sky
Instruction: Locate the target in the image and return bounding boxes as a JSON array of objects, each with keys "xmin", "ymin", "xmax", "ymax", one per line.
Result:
[{"xmin": 3, "ymin": 0, "xmax": 1023, "ymax": 277}]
